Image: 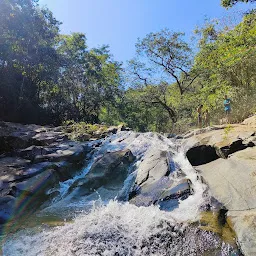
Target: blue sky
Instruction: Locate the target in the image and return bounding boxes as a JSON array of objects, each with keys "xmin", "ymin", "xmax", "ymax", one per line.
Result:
[{"xmin": 38, "ymin": 0, "xmax": 254, "ymax": 63}]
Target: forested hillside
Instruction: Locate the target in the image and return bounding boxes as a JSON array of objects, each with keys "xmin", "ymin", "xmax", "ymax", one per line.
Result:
[{"xmin": 0, "ymin": 0, "xmax": 255, "ymax": 132}]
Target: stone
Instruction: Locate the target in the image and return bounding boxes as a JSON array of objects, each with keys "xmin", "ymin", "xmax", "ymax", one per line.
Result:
[
  {"xmin": 33, "ymin": 143, "xmax": 87, "ymax": 163},
  {"xmin": 228, "ymin": 210, "xmax": 256, "ymax": 256},
  {"xmin": 76, "ymin": 133, "xmax": 91, "ymax": 142},
  {"xmin": 242, "ymin": 115, "xmax": 256, "ymax": 127},
  {"xmin": 195, "ymin": 147, "xmax": 256, "ymax": 211},
  {"xmin": 183, "ymin": 123, "xmax": 256, "ymax": 256},
  {"xmin": 129, "ymin": 148, "xmax": 189, "ymax": 208},
  {"xmin": 106, "ymin": 126, "xmax": 118, "ymax": 134},
  {"xmin": 183, "ymin": 124, "xmax": 256, "ymax": 160},
  {"xmin": 0, "ymin": 157, "xmax": 30, "ymax": 183},
  {"xmin": 13, "ymin": 169, "xmax": 58, "ymax": 197},
  {"xmin": 0, "ymin": 196, "xmax": 15, "ymax": 224},
  {"xmin": 68, "ymin": 149, "xmax": 135, "ymax": 196},
  {"xmin": 18, "ymin": 146, "xmax": 53, "ymax": 160},
  {"xmin": 135, "ymin": 149, "xmax": 169, "ymax": 187}
]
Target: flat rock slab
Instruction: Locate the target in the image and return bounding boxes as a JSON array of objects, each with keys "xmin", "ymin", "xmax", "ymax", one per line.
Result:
[
  {"xmin": 135, "ymin": 149, "xmax": 169, "ymax": 188},
  {"xmin": 13, "ymin": 169, "xmax": 58, "ymax": 196},
  {"xmin": 183, "ymin": 124, "xmax": 256, "ymax": 150},
  {"xmin": 195, "ymin": 148, "xmax": 256, "ymax": 211},
  {"xmin": 0, "ymin": 157, "xmax": 30, "ymax": 182},
  {"xmin": 228, "ymin": 210, "xmax": 256, "ymax": 256},
  {"xmin": 242, "ymin": 115, "xmax": 256, "ymax": 127}
]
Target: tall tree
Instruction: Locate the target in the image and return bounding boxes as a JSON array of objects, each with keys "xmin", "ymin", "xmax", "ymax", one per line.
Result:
[
  {"xmin": 0, "ymin": 0, "xmax": 60, "ymax": 123},
  {"xmin": 135, "ymin": 29, "xmax": 197, "ymax": 95}
]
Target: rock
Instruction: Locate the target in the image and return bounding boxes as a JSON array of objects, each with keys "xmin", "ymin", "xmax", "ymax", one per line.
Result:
[
  {"xmin": 135, "ymin": 149, "xmax": 169, "ymax": 187},
  {"xmin": 184, "ymin": 124, "xmax": 256, "ymax": 160},
  {"xmin": 18, "ymin": 146, "xmax": 53, "ymax": 160},
  {"xmin": 129, "ymin": 149, "xmax": 190, "ymax": 208},
  {"xmin": 159, "ymin": 179, "xmax": 192, "ymax": 201},
  {"xmin": 13, "ymin": 169, "xmax": 58, "ymax": 197},
  {"xmin": 106, "ymin": 126, "xmax": 118, "ymax": 134},
  {"xmin": 0, "ymin": 157, "xmax": 30, "ymax": 183},
  {"xmin": 183, "ymin": 122, "xmax": 256, "ymax": 255},
  {"xmin": 0, "ymin": 196, "xmax": 15, "ymax": 224},
  {"xmin": 68, "ymin": 149, "xmax": 135, "ymax": 196},
  {"xmin": 32, "ymin": 131, "xmax": 68, "ymax": 145},
  {"xmin": 242, "ymin": 115, "xmax": 256, "ymax": 127},
  {"xmin": 195, "ymin": 147, "xmax": 256, "ymax": 211},
  {"xmin": 33, "ymin": 143, "xmax": 87, "ymax": 163},
  {"xmin": 228, "ymin": 210, "xmax": 256, "ymax": 256},
  {"xmin": 22, "ymin": 162, "xmax": 57, "ymax": 179},
  {"xmin": 76, "ymin": 133, "xmax": 91, "ymax": 142}
]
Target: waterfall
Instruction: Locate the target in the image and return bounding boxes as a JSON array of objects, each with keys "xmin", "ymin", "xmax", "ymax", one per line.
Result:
[{"xmin": 2, "ymin": 132, "xmax": 239, "ymax": 255}]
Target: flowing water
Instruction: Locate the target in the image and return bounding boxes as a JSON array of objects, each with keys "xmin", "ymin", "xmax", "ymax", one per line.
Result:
[{"xmin": 2, "ymin": 132, "xmax": 240, "ymax": 255}]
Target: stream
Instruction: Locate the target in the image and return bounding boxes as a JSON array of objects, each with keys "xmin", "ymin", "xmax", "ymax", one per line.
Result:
[{"xmin": 2, "ymin": 132, "xmax": 240, "ymax": 255}]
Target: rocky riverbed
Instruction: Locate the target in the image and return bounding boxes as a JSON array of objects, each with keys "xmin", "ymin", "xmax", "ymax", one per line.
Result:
[
  {"xmin": 182, "ymin": 115, "xmax": 256, "ymax": 256},
  {"xmin": 0, "ymin": 116, "xmax": 256, "ymax": 255}
]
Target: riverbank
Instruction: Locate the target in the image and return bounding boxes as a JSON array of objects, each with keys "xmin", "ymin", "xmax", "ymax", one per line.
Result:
[
  {"xmin": 0, "ymin": 117, "xmax": 255, "ymax": 255},
  {"xmin": 182, "ymin": 115, "xmax": 256, "ymax": 256}
]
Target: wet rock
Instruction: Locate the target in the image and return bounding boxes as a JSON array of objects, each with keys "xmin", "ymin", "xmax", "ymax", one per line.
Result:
[
  {"xmin": 68, "ymin": 149, "xmax": 135, "ymax": 196},
  {"xmin": 135, "ymin": 149, "xmax": 169, "ymax": 187},
  {"xmin": 0, "ymin": 136, "xmax": 31, "ymax": 154},
  {"xmin": 129, "ymin": 149, "xmax": 189, "ymax": 208},
  {"xmin": 0, "ymin": 196, "xmax": 15, "ymax": 224},
  {"xmin": 12, "ymin": 169, "xmax": 58, "ymax": 197},
  {"xmin": 159, "ymin": 179, "xmax": 192, "ymax": 201}
]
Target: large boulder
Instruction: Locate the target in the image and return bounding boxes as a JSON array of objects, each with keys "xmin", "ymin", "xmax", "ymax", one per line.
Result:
[
  {"xmin": 0, "ymin": 157, "xmax": 30, "ymax": 183},
  {"xmin": 68, "ymin": 149, "xmax": 135, "ymax": 197},
  {"xmin": 129, "ymin": 148, "xmax": 191, "ymax": 208},
  {"xmin": 184, "ymin": 124, "xmax": 256, "ymax": 161},
  {"xmin": 195, "ymin": 147, "xmax": 256, "ymax": 211},
  {"xmin": 12, "ymin": 169, "xmax": 59, "ymax": 197},
  {"xmin": 183, "ymin": 123, "xmax": 256, "ymax": 256},
  {"xmin": 0, "ymin": 122, "xmax": 68, "ymax": 154}
]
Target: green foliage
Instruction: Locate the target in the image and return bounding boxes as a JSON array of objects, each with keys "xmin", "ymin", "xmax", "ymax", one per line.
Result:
[
  {"xmin": 223, "ymin": 124, "xmax": 234, "ymax": 140},
  {"xmin": 0, "ymin": 1, "xmax": 122, "ymax": 125},
  {"xmin": 1, "ymin": 1, "xmax": 255, "ymax": 135},
  {"xmin": 62, "ymin": 120, "xmax": 108, "ymax": 141},
  {"xmin": 221, "ymin": 0, "xmax": 255, "ymax": 8}
]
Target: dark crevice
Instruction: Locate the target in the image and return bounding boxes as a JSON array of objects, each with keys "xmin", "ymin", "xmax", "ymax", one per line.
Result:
[
  {"xmin": 186, "ymin": 145, "xmax": 219, "ymax": 166},
  {"xmin": 187, "ymin": 139, "xmax": 255, "ymax": 166},
  {"xmin": 219, "ymin": 139, "xmax": 254, "ymax": 158}
]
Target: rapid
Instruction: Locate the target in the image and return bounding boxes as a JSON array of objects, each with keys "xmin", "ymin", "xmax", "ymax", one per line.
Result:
[{"xmin": 2, "ymin": 132, "xmax": 240, "ymax": 255}]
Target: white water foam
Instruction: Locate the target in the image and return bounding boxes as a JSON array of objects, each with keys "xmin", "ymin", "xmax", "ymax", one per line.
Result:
[
  {"xmin": 3, "ymin": 132, "xmax": 236, "ymax": 255},
  {"xmin": 3, "ymin": 201, "xmax": 236, "ymax": 256}
]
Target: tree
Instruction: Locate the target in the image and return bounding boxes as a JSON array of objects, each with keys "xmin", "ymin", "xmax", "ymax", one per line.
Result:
[
  {"xmin": 221, "ymin": 0, "xmax": 255, "ymax": 8},
  {"xmin": 0, "ymin": 0, "xmax": 60, "ymax": 123},
  {"xmin": 135, "ymin": 29, "xmax": 197, "ymax": 95},
  {"xmin": 194, "ymin": 12, "xmax": 256, "ymax": 122}
]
